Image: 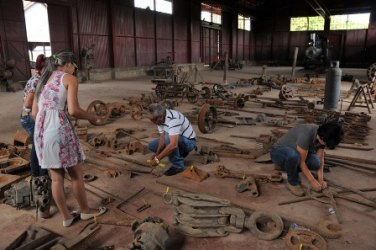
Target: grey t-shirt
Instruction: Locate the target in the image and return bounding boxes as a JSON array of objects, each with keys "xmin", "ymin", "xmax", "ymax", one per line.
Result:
[{"xmin": 274, "ymin": 124, "xmax": 319, "ymax": 152}]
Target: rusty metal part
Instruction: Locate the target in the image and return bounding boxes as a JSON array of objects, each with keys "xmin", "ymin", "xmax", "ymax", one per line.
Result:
[
  {"xmin": 285, "ymin": 229, "xmax": 327, "ymax": 250},
  {"xmin": 279, "ymin": 85, "xmax": 293, "ymax": 100},
  {"xmin": 315, "ymin": 219, "xmax": 342, "ymax": 239},
  {"xmin": 166, "ymin": 191, "xmax": 283, "ymax": 240},
  {"xmin": 87, "ymin": 133, "xmax": 108, "ymax": 147},
  {"xmin": 5, "ymin": 224, "xmax": 60, "ymax": 250},
  {"xmin": 182, "ymin": 165, "xmax": 209, "ymax": 182},
  {"xmin": 127, "ymin": 217, "xmax": 169, "ymax": 250},
  {"xmin": 244, "ymin": 210, "xmax": 284, "ymax": 241},
  {"xmin": 86, "ymin": 100, "xmax": 110, "ymax": 125},
  {"xmin": 214, "ymin": 165, "xmax": 282, "ymax": 182},
  {"xmin": 136, "ymin": 202, "xmax": 151, "ymax": 212},
  {"xmin": 367, "ymin": 63, "xmax": 376, "ymax": 80},
  {"xmin": 198, "ymin": 104, "xmax": 217, "ymax": 133},
  {"xmin": 107, "ymin": 102, "xmax": 127, "ymax": 117},
  {"xmin": 235, "ymin": 176, "xmax": 259, "ymax": 197},
  {"xmin": 116, "ymin": 187, "xmax": 146, "ymax": 210},
  {"xmin": 0, "ymin": 157, "xmax": 29, "ymax": 173},
  {"xmin": 51, "ymin": 223, "xmax": 101, "ymax": 249},
  {"xmin": 130, "ymin": 104, "xmax": 144, "ymax": 120},
  {"xmin": 153, "ymin": 82, "xmax": 199, "ymax": 103},
  {"xmin": 201, "ymin": 86, "xmax": 211, "ymax": 98},
  {"xmin": 325, "ymin": 178, "xmax": 376, "ymax": 204},
  {"xmin": 197, "ymin": 136, "xmax": 234, "ymax": 145},
  {"xmin": 211, "ymin": 145, "xmax": 258, "ymax": 159},
  {"xmin": 14, "ymin": 130, "xmax": 30, "ymax": 146},
  {"xmin": 75, "ymin": 126, "xmax": 88, "ymax": 141}
]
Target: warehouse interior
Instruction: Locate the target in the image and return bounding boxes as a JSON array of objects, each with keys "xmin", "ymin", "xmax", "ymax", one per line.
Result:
[{"xmin": 0, "ymin": 0, "xmax": 376, "ymax": 249}]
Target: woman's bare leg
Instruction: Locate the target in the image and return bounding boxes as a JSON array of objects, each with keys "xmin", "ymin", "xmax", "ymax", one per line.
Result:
[
  {"xmin": 49, "ymin": 169, "xmax": 72, "ymax": 220},
  {"xmin": 67, "ymin": 164, "xmax": 98, "ymax": 214}
]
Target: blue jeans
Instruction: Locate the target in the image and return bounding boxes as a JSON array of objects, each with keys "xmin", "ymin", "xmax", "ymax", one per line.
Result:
[
  {"xmin": 148, "ymin": 134, "xmax": 197, "ymax": 169},
  {"xmin": 270, "ymin": 146, "xmax": 320, "ymax": 186},
  {"xmin": 20, "ymin": 114, "xmax": 48, "ymax": 177}
]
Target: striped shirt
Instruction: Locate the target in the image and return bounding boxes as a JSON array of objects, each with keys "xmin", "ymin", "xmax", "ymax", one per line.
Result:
[{"xmin": 157, "ymin": 109, "xmax": 196, "ymax": 139}]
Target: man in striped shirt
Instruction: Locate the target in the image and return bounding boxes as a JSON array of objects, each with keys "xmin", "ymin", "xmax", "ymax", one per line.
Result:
[{"xmin": 147, "ymin": 103, "xmax": 197, "ymax": 176}]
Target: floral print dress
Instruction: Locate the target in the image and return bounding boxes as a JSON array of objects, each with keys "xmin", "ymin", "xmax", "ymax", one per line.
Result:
[{"xmin": 34, "ymin": 71, "xmax": 85, "ymax": 169}]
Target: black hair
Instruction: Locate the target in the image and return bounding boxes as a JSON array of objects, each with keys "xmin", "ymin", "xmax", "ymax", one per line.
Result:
[
  {"xmin": 35, "ymin": 50, "xmax": 77, "ymax": 100},
  {"xmin": 317, "ymin": 121, "xmax": 344, "ymax": 149}
]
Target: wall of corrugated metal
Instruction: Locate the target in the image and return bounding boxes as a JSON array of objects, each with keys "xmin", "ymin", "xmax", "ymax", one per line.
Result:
[
  {"xmin": 0, "ymin": 0, "xmax": 30, "ymax": 81},
  {"xmin": 255, "ymin": 8, "xmax": 376, "ymax": 67}
]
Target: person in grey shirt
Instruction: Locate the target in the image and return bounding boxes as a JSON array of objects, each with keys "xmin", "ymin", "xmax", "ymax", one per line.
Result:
[
  {"xmin": 270, "ymin": 121, "xmax": 343, "ymax": 196},
  {"xmin": 147, "ymin": 103, "xmax": 197, "ymax": 176}
]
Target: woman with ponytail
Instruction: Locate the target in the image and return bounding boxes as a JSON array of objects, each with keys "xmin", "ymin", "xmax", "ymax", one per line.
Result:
[{"xmin": 32, "ymin": 51, "xmax": 107, "ymax": 227}]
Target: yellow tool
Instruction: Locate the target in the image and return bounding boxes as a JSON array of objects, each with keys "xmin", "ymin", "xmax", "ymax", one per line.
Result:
[{"xmin": 147, "ymin": 159, "xmax": 166, "ymax": 168}]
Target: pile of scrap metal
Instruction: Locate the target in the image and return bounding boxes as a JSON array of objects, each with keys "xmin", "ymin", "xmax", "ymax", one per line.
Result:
[
  {"xmin": 200, "ymin": 83, "xmax": 248, "ymax": 109},
  {"xmin": 153, "ymin": 81, "xmax": 200, "ymax": 103},
  {"xmin": 163, "ymin": 191, "xmax": 284, "ymax": 240},
  {"xmin": 0, "ymin": 58, "xmax": 15, "ymax": 92},
  {"xmin": 87, "ymin": 128, "xmax": 146, "ymax": 154},
  {"xmin": 210, "ymin": 58, "xmax": 243, "ymax": 70},
  {"xmin": 86, "ymin": 100, "xmax": 144, "ymax": 125},
  {"xmin": 296, "ymin": 108, "xmax": 371, "ymax": 144},
  {"xmin": 0, "ymin": 131, "xmax": 31, "ymax": 175},
  {"xmin": 247, "ymin": 74, "xmax": 289, "ymax": 90}
]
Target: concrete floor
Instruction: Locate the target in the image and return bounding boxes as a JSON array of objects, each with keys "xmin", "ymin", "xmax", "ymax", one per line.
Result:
[{"xmin": 0, "ymin": 66, "xmax": 375, "ymax": 249}]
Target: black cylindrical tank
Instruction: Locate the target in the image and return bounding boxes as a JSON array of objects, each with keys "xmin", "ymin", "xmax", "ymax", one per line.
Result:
[{"xmin": 324, "ymin": 61, "xmax": 342, "ymax": 110}]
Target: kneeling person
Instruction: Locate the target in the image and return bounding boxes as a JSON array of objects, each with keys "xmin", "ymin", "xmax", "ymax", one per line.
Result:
[
  {"xmin": 270, "ymin": 121, "xmax": 343, "ymax": 196},
  {"xmin": 148, "ymin": 103, "xmax": 197, "ymax": 176}
]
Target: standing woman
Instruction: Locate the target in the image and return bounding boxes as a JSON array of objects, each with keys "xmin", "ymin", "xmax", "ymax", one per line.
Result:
[
  {"xmin": 21, "ymin": 54, "xmax": 51, "ymax": 218},
  {"xmin": 32, "ymin": 51, "xmax": 107, "ymax": 227},
  {"xmin": 21, "ymin": 54, "xmax": 47, "ymax": 176}
]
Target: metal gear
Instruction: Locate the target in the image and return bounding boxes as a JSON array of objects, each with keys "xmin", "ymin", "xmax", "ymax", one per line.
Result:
[
  {"xmin": 285, "ymin": 229, "xmax": 327, "ymax": 250},
  {"xmin": 367, "ymin": 63, "xmax": 376, "ymax": 80},
  {"xmin": 279, "ymin": 85, "xmax": 293, "ymax": 100}
]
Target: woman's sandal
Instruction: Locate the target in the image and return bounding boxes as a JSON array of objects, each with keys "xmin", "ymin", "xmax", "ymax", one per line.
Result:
[
  {"xmin": 80, "ymin": 207, "xmax": 107, "ymax": 220},
  {"xmin": 63, "ymin": 212, "xmax": 80, "ymax": 227}
]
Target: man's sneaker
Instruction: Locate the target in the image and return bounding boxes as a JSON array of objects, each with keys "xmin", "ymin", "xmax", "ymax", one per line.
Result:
[
  {"xmin": 164, "ymin": 167, "xmax": 184, "ymax": 176},
  {"xmin": 286, "ymin": 182, "xmax": 305, "ymax": 197}
]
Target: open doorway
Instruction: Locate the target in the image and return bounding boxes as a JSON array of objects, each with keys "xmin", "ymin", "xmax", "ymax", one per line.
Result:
[{"xmin": 23, "ymin": 1, "xmax": 51, "ymax": 73}]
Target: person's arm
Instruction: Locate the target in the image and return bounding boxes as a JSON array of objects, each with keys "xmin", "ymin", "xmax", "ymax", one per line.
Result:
[
  {"xmin": 23, "ymin": 92, "xmax": 35, "ymax": 109},
  {"xmin": 155, "ymin": 134, "xmax": 178, "ymax": 161},
  {"xmin": 31, "ymin": 94, "xmax": 38, "ymax": 119},
  {"xmin": 316, "ymin": 148, "xmax": 327, "ymax": 189},
  {"xmin": 150, "ymin": 132, "xmax": 165, "ymax": 161},
  {"xmin": 296, "ymin": 145, "xmax": 322, "ymax": 191},
  {"xmin": 66, "ymin": 74, "xmax": 97, "ymax": 123}
]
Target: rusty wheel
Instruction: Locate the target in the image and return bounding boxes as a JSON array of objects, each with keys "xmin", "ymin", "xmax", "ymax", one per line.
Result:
[
  {"xmin": 367, "ymin": 63, "xmax": 376, "ymax": 80},
  {"xmin": 245, "ymin": 210, "xmax": 284, "ymax": 241},
  {"xmin": 198, "ymin": 104, "xmax": 217, "ymax": 134},
  {"xmin": 155, "ymin": 83, "xmax": 167, "ymax": 99},
  {"xmin": 131, "ymin": 104, "xmax": 143, "ymax": 120},
  {"xmin": 86, "ymin": 100, "xmax": 110, "ymax": 125},
  {"xmin": 285, "ymin": 229, "xmax": 327, "ymax": 250},
  {"xmin": 186, "ymin": 88, "xmax": 199, "ymax": 104},
  {"xmin": 234, "ymin": 97, "xmax": 245, "ymax": 109},
  {"xmin": 279, "ymin": 85, "xmax": 293, "ymax": 100},
  {"xmin": 201, "ymin": 86, "xmax": 211, "ymax": 99}
]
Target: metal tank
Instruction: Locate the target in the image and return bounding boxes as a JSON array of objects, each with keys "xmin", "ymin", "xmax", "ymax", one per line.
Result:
[{"xmin": 324, "ymin": 61, "xmax": 342, "ymax": 110}]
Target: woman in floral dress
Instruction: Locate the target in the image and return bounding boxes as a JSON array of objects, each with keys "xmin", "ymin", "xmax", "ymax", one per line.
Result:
[{"xmin": 32, "ymin": 51, "xmax": 106, "ymax": 227}]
